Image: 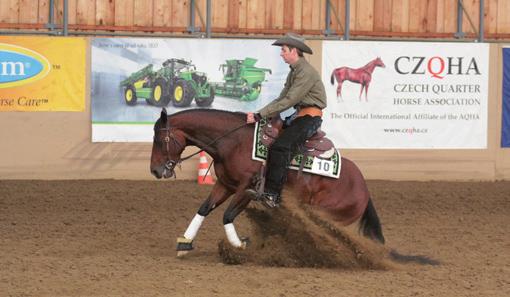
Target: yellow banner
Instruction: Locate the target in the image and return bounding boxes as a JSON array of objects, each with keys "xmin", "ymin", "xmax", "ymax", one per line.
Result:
[{"xmin": 0, "ymin": 36, "xmax": 86, "ymax": 111}]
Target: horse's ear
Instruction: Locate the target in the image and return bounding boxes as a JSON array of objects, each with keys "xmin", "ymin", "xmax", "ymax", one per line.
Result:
[{"xmin": 160, "ymin": 108, "xmax": 167, "ymax": 124}]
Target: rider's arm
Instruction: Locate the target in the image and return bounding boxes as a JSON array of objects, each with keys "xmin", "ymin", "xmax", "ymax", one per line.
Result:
[
  {"xmin": 258, "ymin": 69, "xmax": 317, "ymax": 118},
  {"xmin": 274, "ymin": 72, "xmax": 292, "ymax": 102}
]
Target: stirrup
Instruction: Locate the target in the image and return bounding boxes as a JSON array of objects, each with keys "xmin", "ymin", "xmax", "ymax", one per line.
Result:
[
  {"xmin": 261, "ymin": 193, "xmax": 280, "ymax": 208},
  {"xmin": 245, "ymin": 189, "xmax": 280, "ymax": 208}
]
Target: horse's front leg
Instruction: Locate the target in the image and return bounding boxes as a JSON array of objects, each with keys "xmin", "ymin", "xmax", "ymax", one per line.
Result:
[
  {"xmin": 222, "ymin": 189, "xmax": 253, "ymax": 249},
  {"xmin": 337, "ymin": 83, "xmax": 343, "ymax": 102},
  {"xmin": 177, "ymin": 181, "xmax": 233, "ymax": 256}
]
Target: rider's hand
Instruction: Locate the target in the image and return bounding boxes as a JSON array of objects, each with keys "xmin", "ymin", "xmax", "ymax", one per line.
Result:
[{"xmin": 246, "ymin": 112, "xmax": 261, "ymax": 123}]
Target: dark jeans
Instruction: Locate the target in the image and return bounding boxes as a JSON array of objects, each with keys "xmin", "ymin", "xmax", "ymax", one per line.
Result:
[{"xmin": 265, "ymin": 115, "xmax": 322, "ymax": 195}]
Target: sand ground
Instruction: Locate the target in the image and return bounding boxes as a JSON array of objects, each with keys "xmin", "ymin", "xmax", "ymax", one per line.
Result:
[{"xmin": 0, "ymin": 180, "xmax": 508, "ymax": 297}]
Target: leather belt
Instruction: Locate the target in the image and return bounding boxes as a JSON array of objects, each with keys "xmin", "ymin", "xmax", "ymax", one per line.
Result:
[{"xmin": 297, "ymin": 106, "xmax": 323, "ymax": 118}]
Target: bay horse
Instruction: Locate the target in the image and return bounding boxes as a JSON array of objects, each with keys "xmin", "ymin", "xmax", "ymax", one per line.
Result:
[
  {"xmin": 150, "ymin": 108, "xmax": 385, "ymax": 255},
  {"xmin": 330, "ymin": 57, "xmax": 385, "ymax": 101}
]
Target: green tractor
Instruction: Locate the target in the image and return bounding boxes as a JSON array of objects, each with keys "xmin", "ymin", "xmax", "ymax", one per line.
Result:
[
  {"xmin": 212, "ymin": 57, "xmax": 272, "ymax": 101},
  {"xmin": 120, "ymin": 58, "xmax": 214, "ymax": 107}
]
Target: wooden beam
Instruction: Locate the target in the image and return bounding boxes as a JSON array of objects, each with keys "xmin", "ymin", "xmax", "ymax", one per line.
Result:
[
  {"xmin": 302, "ymin": 0, "xmax": 313, "ymax": 30},
  {"xmin": 115, "ymin": 0, "xmax": 134, "ymax": 26},
  {"xmin": 213, "ymin": 0, "xmax": 228, "ymax": 29},
  {"xmin": 0, "ymin": 23, "xmax": 46, "ymax": 29},
  {"xmin": 374, "ymin": 0, "xmax": 392, "ymax": 32},
  {"xmin": 134, "ymin": 0, "xmax": 153, "ymax": 27},
  {"xmin": 0, "ymin": 0, "xmax": 20, "ymax": 23},
  {"xmin": 19, "ymin": 0, "xmax": 38, "ymax": 24},
  {"xmin": 96, "ymin": 0, "xmax": 115, "ymax": 26},
  {"xmin": 486, "ymin": 0, "xmax": 497, "ymax": 34},
  {"xmin": 356, "ymin": 0, "xmax": 374, "ymax": 31},
  {"xmin": 283, "ymin": 0, "xmax": 294, "ymax": 30},
  {"xmin": 170, "ymin": 0, "xmax": 188, "ymax": 27},
  {"xmin": 153, "ymin": 0, "xmax": 171, "ymax": 27},
  {"xmin": 425, "ymin": 0, "xmax": 437, "ymax": 33},
  {"xmin": 228, "ymin": 0, "xmax": 240, "ymax": 30},
  {"xmin": 443, "ymin": 0, "xmax": 457, "ymax": 32},
  {"xmin": 461, "ymin": 0, "xmax": 479, "ymax": 34},
  {"xmin": 76, "ymin": 0, "xmax": 96, "ymax": 25},
  {"xmin": 497, "ymin": 0, "xmax": 510, "ymax": 33},
  {"xmin": 292, "ymin": 0, "xmax": 302, "ymax": 31}
]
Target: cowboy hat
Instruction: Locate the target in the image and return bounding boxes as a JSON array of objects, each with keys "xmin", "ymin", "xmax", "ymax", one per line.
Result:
[{"xmin": 272, "ymin": 33, "xmax": 313, "ymax": 55}]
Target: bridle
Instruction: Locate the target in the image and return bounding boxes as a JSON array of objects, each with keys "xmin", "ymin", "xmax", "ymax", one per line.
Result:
[
  {"xmin": 155, "ymin": 121, "xmax": 185, "ymax": 178},
  {"xmin": 155, "ymin": 118, "xmax": 249, "ymax": 178}
]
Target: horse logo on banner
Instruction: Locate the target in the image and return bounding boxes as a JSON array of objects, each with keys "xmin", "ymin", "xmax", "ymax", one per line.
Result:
[{"xmin": 330, "ymin": 57, "xmax": 385, "ymax": 101}]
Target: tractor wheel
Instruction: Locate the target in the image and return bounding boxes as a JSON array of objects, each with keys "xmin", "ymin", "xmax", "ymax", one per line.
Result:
[
  {"xmin": 124, "ymin": 85, "xmax": 137, "ymax": 106},
  {"xmin": 148, "ymin": 79, "xmax": 170, "ymax": 107},
  {"xmin": 195, "ymin": 87, "xmax": 215, "ymax": 107},
  {"xmin": 172, "ymin": 80, "xmax": 194, "ymax": 107}
]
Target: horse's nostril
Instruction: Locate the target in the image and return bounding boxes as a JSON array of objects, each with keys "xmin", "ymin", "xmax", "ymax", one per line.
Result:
[{"xmin": 151, "ymin": 169, "xmax": 161, "ymax": 178}]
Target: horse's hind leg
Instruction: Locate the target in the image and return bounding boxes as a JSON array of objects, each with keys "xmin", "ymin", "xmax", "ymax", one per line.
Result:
[
  {"xmin": 364, "ymin": 82, "xmax": 370, "ymax": 101},
  {"xmin": 177, "ymin": 182, "xmax": 233, "ymax": 256},
  {"xmin": 222, "ymin": 189, "xmax": 253, "ymax": 249}
]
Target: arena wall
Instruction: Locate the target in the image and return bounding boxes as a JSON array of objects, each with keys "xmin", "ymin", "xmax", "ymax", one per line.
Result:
[
  {"xmin": 0, "ymin": 40, "xmax": 508, "ymax": 181},
  {"xmin": 1, "ymin": 0, "xmax": 510, "ymax": 40}
]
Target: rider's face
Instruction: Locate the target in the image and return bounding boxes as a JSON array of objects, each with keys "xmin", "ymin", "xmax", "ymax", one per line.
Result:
[{"xmin": 280, "ymin": 45, "xmax": 298, "ymax": 64}]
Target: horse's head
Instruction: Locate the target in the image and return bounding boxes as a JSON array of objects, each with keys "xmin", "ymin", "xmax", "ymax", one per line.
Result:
[
  {"xmin": 375, "ymin": 57, "xmax": 386, "ymax": 68},
  {"xmin": 150, "ymin": 108, "xmax": 186, "ymax": 179}
]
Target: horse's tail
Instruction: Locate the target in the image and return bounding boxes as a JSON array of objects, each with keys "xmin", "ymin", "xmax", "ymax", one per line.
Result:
[
  {"xmin": 330, "ymin": 70, "xmax": 336, "ymax": 85},
  {"xmin": 360, "ymin": 198, "xmax": 440, "ymax": 266},
  {"xmin": 389, "ymin": 249, "xmax": 440, "ymax": 265},
  {"xmin": 359, "ymin": 197, "xmax": 385, "ymax": 244}
]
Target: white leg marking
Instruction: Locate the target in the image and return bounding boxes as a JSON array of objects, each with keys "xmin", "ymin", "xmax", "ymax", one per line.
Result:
[
  {"xmin": 224, "ymin": 223, "xmax": 243, "ymax": 248},
  {"xmin": 183, "ymin": 214, "xmax": 205, "ymax": 240}
]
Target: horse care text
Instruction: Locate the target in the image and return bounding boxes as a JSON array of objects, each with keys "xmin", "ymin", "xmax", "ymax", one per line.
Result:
[{"xmin": 0, "ymin": 97, "xmax": 49, "ymax": 107}]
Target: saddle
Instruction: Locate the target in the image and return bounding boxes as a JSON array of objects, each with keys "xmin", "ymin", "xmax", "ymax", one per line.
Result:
[{"xmin": 260, "ymin": 117, "xmax": 335, "ymax": 159}]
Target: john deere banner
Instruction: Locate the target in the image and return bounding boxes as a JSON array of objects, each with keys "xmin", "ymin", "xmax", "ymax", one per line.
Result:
[
  {"xmin": 91, "ymin": 38, "xmax": 287, "ymax": 142},
  {"xmin": 322, "ymin": 41, "xmax": 489, "ymax": 149},
  {"xmin": 0, "ymin": 36, "xmax": 86, "ymax": 111},
  {"xmin": 502, "ymin": 47, "xmax": 510, "ymax": 148}
]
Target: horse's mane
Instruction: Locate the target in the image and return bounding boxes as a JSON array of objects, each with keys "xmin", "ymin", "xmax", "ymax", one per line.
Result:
[
  {"xmin": 167, "ymin": 108, "xmax": 247, "ymax": 127},
  {"xmin": 171, "ymin": 108, "xmax": 245, "ymax": 119},
  {"xmin": 363, "ymin": 59, "xmax": 376, "ymax": 68}
]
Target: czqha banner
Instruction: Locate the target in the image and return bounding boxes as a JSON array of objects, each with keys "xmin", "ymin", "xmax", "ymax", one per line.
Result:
[
  {"xmin": 91, "ymin": 38, "xmax": 287, "ymax": 142},
  {"xmin": 0, "ymin": 36, "xmax": 86, "ymax": 111},
  {"xmin": 322, "ymin": 41, "xmax": 489, "ymax": 149}
]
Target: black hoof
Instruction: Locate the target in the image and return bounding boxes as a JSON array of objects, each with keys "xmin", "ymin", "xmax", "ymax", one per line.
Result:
[
  {"xmin": 245, "ymin": 189, "xmax": 259, "ymax": 200},
  {"xmin": 177, "ymin": 241, "xmax": 193, "ymax": 251},
  {"xmin": 240, "ymin": 236, "xmax": 250, "ymax": 247},
  {"xmin": 176, "ymin": 237, "xmax": 193, "ymax": 252}
]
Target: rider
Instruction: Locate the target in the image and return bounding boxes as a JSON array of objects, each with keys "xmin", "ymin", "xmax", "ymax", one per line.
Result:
[{"xmin": 246, "ymin": 32, "xmax": 327, "ymax": 208}]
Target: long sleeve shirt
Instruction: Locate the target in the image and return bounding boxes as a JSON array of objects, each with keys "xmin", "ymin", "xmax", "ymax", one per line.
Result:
[{"xmin": 258, "ymin": 57, "xmax": 327, "ymax": 118}]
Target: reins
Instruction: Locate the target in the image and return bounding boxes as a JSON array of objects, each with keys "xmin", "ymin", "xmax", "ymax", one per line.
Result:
[
  {"xmin": 156, "ymin": 110, "xmax": 250, "ymax": 179},
  {"xmin": 177, "ymin": 122, "xmax": 249, "ymax": 162}
]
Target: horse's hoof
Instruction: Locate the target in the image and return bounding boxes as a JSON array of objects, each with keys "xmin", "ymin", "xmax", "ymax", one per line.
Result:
[
  {"xmin": 177, "ymin": 250, "xmax": 190, "ymax": 257},
  {"xmin": 240, "ymin": 236, "xmax": 250, "ymax": 249},
  {"xmin": 176, "ymin": 236, "xmax": 193, "ymax": 255}
]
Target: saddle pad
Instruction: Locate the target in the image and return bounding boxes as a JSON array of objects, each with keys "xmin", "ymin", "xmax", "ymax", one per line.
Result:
[{"xmin": 252, "ymin": 120, "xmax": 341, "ymax": 179}]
